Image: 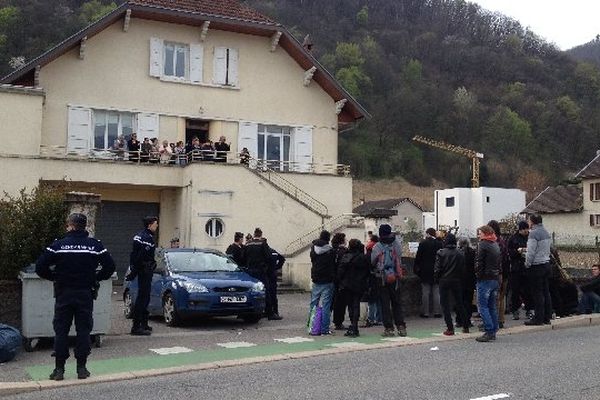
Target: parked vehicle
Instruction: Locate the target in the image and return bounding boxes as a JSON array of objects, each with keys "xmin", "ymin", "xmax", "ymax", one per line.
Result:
[{"xmin": 123, "ymin": 248, "xmax": 266, "ymax": 326}]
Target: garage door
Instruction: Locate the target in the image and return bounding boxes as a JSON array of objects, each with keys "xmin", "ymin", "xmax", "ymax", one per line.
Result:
[{"xmin": 96, "ymin": 201, "xmax": 160, "ymax": 281}]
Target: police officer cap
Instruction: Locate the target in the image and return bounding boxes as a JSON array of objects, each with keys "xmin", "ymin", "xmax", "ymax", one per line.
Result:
[{"xmin": 68, "ymin": 213, "xmax": 87, "ymax": 228}]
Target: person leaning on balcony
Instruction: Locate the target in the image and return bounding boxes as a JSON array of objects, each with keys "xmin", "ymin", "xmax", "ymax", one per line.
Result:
[
  {"xmin": 214, "ymin": 136, "xmax": 231, "ymax": 163},
  {"xmin": 112, "ymin": 135, "xmax": 126, "ymax": 159},
  {"xmin": 158, "ymin": 140, "xmax": 172, "ymax": 164},
  {"xmin": 186, "ymin": 137, "xmax": 202, "ymax": 162},
  {"xmin": 127, "ymin": 133, "xmax": 140, "ymax": 163},
  {"xmin": 240, "ymin": 147, "xmax": 250, "ymax": 165}
]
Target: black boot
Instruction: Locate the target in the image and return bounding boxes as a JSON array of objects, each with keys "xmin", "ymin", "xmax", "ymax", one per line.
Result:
[
  {"xmin": 77, "ymin": 359, "xmax": 90, "ymax": 379},
  {"xmin": 49, "ymin": 359, "xmax": 65, "ymax": 381},
  {"xmin": 131, "ymin": 321, "xmax": 151, "ymax": 336}
]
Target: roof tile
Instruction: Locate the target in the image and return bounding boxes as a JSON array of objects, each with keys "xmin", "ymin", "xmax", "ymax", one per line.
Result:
[
  {"xmin": 353, "ymin": 198, "xmax": 424, "ymax": 216},
  {"xmin": 576, "ymin": 153, "xmax": 600, "ymax": 179},
  {"xmin": 128, "ymin": 0, "xmax": 274, "ymax": 24},
  {"xmin": 523, "ymin": 185, "xmax": 582, "ymax": 214}
]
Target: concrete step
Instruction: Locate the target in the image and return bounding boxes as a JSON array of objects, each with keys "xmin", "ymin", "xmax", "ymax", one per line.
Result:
[{"xmin": 277, "ymin": 284, "xmax": 306, "ymax": 294}]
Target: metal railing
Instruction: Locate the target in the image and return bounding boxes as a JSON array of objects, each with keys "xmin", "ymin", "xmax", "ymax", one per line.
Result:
[
  {"xmin": 246, "ymin": 157, "xmax": 330, "ymax": 217},
  {"xmin": 283, "ymin": 213, "xmax": 364, "ymax": 256}
]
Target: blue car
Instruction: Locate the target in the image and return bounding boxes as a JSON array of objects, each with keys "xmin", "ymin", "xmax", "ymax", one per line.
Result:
[{"xmin": 123, "ymin": 248, "xmax": 266, "ymax": 326}]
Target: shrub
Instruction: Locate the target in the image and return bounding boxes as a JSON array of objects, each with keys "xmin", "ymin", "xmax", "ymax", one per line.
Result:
[{"xmin": 0, "ymin": 186, "xmax": 68, "ymax": 280}]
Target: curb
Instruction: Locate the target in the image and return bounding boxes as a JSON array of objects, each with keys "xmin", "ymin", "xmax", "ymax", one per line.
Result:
[{"xmin": 1, "ymin": 314, "xmax": 598, "ymax": 396}]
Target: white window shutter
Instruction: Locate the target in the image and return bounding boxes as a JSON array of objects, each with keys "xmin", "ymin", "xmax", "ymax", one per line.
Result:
[
  {"xmin": 238, "ymin": 121, "xmax": 258, "ymax": 158},
  {"xmin": 137, "ymin": 113, "xmax": 160, "ymax": 138},
  {"xmin": 228, "ymin": 48, "xmax": 239, "ymax": 86},
  {"xmin": 149, "ymin": 37, "xmax": 163, "ymax": 77},
  {"xmin": 213, "ymin": 47, "xmax": 227, "ymax": 85},
  {"xmin": 293, "ymin": 126, "xmax": 313, "ymax": 172},
  {"xmin": 67, "ymin": 107, "xmax": 92, "ymax": 154},
  {"xmin": 189, "ymin": 43, "xmax": 204, "ymax": 83}
]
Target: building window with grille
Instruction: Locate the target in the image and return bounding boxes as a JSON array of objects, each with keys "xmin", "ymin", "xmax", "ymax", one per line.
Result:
[{"xmin": 205, "ymin": 218, "xmax": 224, "ymax": 238}]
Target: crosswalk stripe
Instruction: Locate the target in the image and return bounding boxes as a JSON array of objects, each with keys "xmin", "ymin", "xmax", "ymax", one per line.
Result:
[
  {"xmin": 469, "ymin": 394, "xmax": 510, "ymax": 400},
  {"xmin": 217, "ymin": 341, "xmax": 257, "ymax": 349},
  {"xmin": 381, "ymin": 337, "xmax": 412, "ymax": 342},
  {"xmin": 149, "ymin": 346, "xmax": 193, "ymax": 355},
  {"xmin": 274, "ymin": 337, "xmax": 315, "ymax": 344}
]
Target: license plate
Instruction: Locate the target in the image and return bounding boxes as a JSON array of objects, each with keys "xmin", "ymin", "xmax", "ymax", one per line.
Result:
[{"xmin": 220, "ymin": 296, "xmax": 247, "ymax": 303}]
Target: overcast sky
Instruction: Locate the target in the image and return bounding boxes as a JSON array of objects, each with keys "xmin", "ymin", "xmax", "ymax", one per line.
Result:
[{"xmin": 470, "ymin": 0, "xmax": 600, "ymax": 50}]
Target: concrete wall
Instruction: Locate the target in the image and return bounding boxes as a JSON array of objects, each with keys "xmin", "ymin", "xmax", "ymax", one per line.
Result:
[
  {"xmin": 37, "ymin": 19, "xmax": 339, "ymax": 163},
  {"xmin": 0, "ymin": 88, "xmax": 44, "ymax": 156},
  {"xmin": 390, "ymin": 202, "xmax": 424, "ymax": 233},
  {"xmin": 542, "ymin": 213, "xmax": 596, "ymax": 245}
]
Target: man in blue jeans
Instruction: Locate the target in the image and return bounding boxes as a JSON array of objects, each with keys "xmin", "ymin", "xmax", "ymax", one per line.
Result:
[
  {"xmin": 474, "ymin": 225, "xmax": 501, "ymax": 342},
  {"xmin": 309, "ymin": 230, "xmax": 336, "ymax": 335}
]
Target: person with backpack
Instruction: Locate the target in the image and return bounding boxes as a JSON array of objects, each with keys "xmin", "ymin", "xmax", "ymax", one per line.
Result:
[
  {"xmin": 337, "ymin": 239, "xmax": 371, "ymax": 337},
  {"xmin": 371, "ymin": 224, "xmax": 407, "ymax": 337}
]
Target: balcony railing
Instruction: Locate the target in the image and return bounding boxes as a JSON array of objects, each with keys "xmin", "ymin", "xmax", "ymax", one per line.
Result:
[{"xmin": 37, "ymin": 145, "xmax": 351, "ymax": 176}]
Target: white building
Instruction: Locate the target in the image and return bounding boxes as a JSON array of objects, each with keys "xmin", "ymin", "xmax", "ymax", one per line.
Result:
[{"xmin": 434, "ymin": 187, "xmax": 526, "ymax": 237}]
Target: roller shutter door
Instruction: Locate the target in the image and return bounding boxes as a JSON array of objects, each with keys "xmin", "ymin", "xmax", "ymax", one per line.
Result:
[{"xmin": 96, "ymin": 201, "xmax": 160, "ymax": 281}]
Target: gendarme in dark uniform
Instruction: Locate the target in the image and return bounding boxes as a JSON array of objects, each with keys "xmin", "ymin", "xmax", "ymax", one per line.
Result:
[
  {"xmin": 128, "ymin": 216, "xmax": 159, "ymax": 335},
  {"xmin": 36, "ymin": 213, "xmax": 115, "ymax": 381},
  {"xmin": 244, "ymin": 228, "xmax": 275, "ymax": 319}
]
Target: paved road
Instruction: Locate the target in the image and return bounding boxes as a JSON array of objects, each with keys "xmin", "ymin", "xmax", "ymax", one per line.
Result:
[{"xmin": 5, "ymin": 325, "xmax": 600, "ymax": 400}]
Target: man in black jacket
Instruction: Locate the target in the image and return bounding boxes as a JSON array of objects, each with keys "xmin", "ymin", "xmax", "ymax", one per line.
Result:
[
  {"xmin": 507, "ymin": 221, "xmax": 530, "ymax": 320},
  {"xmin": 36, "ymin": 213, "xmax": 115, "ymax": 381},
  {"xmin": 244, "ymin": 228, "xmax": 275, "ymax": 319},
  {"xmin": 414, "ymin": 228, "xmax": 443, "ymax": 318},
  {"xmin": 579, "ymin": 264, "xmax": 600, "ymax": 314},
  {"xmin": 129, "ymin": 216, "xmax": 158, "ymax": 336},
  {"xmin": 226, "ymin": 232, "xmax": 245, "ymax": 266},
  {"xmin": 434, "ymin": 234, "xmax": 469, "ymax": 335},
  {"xmin": 309, "ymin": 230, "xmax": 336, "ymax": 335},
  {"xmin": 267, "ymin": 247, "xmax": 285, "ymax": 320}
]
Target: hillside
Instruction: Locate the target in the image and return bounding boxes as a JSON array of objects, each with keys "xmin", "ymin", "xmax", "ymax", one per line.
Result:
[
  {"xmin": 353, "ymin": 178, "xmax": 446, "ymax": 211},
  {"xmin": 568, "ymin": 36, "xmax": 600, "ymax": 67},
  {"xmin": 1, "ymin": 0, "xmax": 600, "ymax": 195}
]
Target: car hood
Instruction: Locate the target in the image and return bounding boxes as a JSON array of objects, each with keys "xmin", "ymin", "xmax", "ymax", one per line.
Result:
[{"xmin": 171, "ymin": 271, "xmax": 258, "ymax": 288}]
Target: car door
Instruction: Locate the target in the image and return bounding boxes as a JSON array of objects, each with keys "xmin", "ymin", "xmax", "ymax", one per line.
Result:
[{"xmin": 148, "ymin": 251, "xmax": 166, "ymax": 314}]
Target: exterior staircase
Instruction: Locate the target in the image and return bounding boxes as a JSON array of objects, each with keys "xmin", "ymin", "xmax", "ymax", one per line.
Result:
[
  {"xmin": 245, "ymin": 158, "xmax": 330, "ymax": 218},
  {"xmin": 283, "ymin": 213, "xmax": 364, "ymax": 257}
]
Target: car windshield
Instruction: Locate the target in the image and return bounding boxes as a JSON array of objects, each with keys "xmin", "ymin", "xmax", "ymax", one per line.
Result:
[{"xmin": 166, "ymin": 251, "xmax": 240, "ymax": 273}]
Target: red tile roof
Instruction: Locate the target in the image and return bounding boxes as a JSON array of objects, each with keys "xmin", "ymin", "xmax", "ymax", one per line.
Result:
[{"xmin": 128, "ymin": 0, "xmax": 274, "ymax": 24}]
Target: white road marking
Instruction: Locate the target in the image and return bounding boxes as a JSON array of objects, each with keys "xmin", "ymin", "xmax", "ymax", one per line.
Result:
[
  {"xmin": 469, "ymin": 394, "xmax": 510, "ymax": 400},
  {"xmin": 328, "ymin": 342, "xmax": 367, "ymax": 348},
  {"xmin": 274, "ymin": 337, "xmax": 315, "ymax": 344},
  {"xmin": 217, "ymin": 341, "xmax": 257, "ymax": 349},
  {"xmin": 149, "ymin": 346, "xmax": 193, "ymax": 355},
  {"xmin": 381, "ymin": 337, "xmax": 412, "ymax": 342}
]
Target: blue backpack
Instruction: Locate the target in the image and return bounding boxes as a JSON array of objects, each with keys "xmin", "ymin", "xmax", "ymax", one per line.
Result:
[
  {"xmin": 377, "ymin": 243, "xmax": 404, "ymax": 284},
  {"xmin": 0, "ymin": 324, "xmax": 21, "ymax": 363}
]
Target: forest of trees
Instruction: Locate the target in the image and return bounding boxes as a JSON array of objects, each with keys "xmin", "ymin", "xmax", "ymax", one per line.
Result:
[
  {"xmin": 1, "ymin": 0, "xmax": 600, "ymax": 193},
  {"xmin": 568, "ymin": 36, "xmax": 600, "ymax": 67}
]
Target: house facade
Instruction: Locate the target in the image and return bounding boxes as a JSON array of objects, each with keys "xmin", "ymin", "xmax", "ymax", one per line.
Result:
[
  {"xmin": 0, "ymin": 0, "xmax": 368, "ymax": 284},
  {"xmin": 353, "ymin": 198, "xmax": 425, "ymax": 236},
  {"xmin": 523, "ymin": 151, "xmax": 600, "ymax": 246}
]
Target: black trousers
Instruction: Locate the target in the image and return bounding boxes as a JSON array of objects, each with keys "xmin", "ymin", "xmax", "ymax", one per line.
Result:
[
  {"xmin": 333, "ymin": 285, "xmax": 348, "ymax": 326},
  {"xmin": 379, "ymin": 281, "xmax": 405, "ymax": 329},
  {"xmin": 53, "ymin": 288, "xmax": 94, "ymax": 361},
  {"xmin": 267, "ymin": 270, "xmax": 279, "ymax": 315},
  {"xmin": 248, "ymin": 270, "xmax": 273, "ymax": 316},
  {"xmin": 341, "ymin": 288, "xmax": 362, "ymax": 330},
  {"xmin": 509, "ymin": 271, "xmax": 532, "ymax": 312},
  {"xmin": 439, "ymin": 281, "xmax": 467, "ymax": 332},
  {"xmin": 526, "ymin": 263, "xmax": 553, "ymax": 323},
  {"xmin": 133, "ymin": 272, "xmax": 152, "ymax": 326}
]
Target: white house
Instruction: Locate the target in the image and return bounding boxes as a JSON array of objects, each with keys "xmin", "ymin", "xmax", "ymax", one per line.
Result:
[{"xmin": 434, "ymin": 187, "xmax": 526, "ymax": 237}]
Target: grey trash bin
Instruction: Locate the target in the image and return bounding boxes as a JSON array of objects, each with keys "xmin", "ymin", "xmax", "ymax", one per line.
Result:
[{"xmin": 19, "ymin": 271, "xmax": 116, "ymax": 351}]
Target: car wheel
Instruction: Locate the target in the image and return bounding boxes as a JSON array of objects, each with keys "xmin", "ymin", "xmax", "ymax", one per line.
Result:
[
  {"xmin": 123, "ymin": 290, "xmax": 133, "ymax": 319},
  {"xmin": 240, "ymin": 313, "xmax": 262, "ymax": 324},
  {"xmin": 163, "ymin": 293, "xmax": 180, "ymax": 327}
]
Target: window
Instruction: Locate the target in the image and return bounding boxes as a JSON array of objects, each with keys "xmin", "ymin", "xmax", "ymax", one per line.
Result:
[
  {"xmin": 213, "ymin": 47, "xmax": 238, "ymax": 86},
  {"xmin": 164, "ymin": 42, "xmax": 189, "ymax": 79},
  {"xmin": 205, "ymin": 218, "xmax": 224, "ymax": 238},
  {"xmin": 590, "ymin": 183, "xmax": 600, "ymax": 201},
  {"xmin": 93, "ymin": 111, "xmax": 134, "ymax": 149},
  {"xmin": 486, "ymin": 196, "xmax": 490, "ymax": 203},
  {"xmin": 590, "ymin": 214, "xmax": 600, "ymax": 227},
  {"xmin": 446, "ymin": 197, "xmax": 455, "ymax": 207},
  {"xmin": 257, "ymin": 124, "xmax": 291, "ymax": 171}
]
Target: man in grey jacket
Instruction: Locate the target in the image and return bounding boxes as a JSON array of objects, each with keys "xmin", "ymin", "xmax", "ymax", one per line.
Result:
[{"xmin": 524, "ymin": 214, "xmax": 553, "ymax": 325}]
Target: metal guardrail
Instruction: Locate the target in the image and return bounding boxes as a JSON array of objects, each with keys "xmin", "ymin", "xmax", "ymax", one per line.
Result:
[
  {"xmin": 247, "ymin": 157, "xmax": 330, "ymax": 217},
  {"xmin": 283, "ymin": 213, "xmax": 364, "ymax": 256}
]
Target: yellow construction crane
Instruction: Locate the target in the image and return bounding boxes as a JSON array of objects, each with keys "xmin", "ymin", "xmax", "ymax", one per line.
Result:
[{"xmin": 412, "ymin": 135, "xmax": 484, "ymax": 188}]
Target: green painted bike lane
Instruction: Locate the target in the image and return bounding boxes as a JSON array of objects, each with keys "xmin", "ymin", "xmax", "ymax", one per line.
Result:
[{"xmin": 26, "ymin": 329, "xmax": 442, "ymax": 381}]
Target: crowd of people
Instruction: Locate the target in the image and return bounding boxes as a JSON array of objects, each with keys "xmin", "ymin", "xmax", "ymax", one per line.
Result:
[
  {"xmin": 108, "ymin": 133, "xmax": 236, "ymax": 165},
  {"xmin": 305, "ymin": 214, "xmax": 600, "ymax": 342}
]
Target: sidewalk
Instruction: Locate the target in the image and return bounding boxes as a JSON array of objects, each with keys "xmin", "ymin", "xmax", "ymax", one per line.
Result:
[{"xmin": 1, "ymin": 291, "xmax": 598, "ymax": 395}]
